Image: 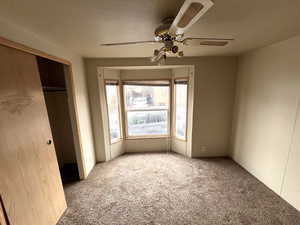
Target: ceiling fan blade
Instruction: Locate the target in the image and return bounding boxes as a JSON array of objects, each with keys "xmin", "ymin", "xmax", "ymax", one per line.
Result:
[
  {"xmin": 182, "ymin": 37, "xmax": 234, "ymax": 46},
  {"xmin": 200, "ymin": 41, "xmax": 229, "ymax": 46},
  {"xmin": 169, "ymin": 0, "xmax": 214, "ymax": 36},
  {"xmin": 101, "ymin": 40, "xmax": 158, "ymax": 46}
]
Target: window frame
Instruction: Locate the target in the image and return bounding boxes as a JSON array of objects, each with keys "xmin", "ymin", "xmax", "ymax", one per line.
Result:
[
  {"xmin": 104, "ymin": 79, "xmax": 123, "ymax": 144},
  {"xmin": 122, "ymin": 79, "xmax": 171, "ymax": 139},
  {"xmin": 174, "ymin": 78, "xmax": 189, "ymax": 141}
]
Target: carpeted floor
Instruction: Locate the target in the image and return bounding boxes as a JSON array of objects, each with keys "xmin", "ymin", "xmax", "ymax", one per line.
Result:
[{"xmin": 57, "ymin": 153, "xmax": 300, "ymax": 225}]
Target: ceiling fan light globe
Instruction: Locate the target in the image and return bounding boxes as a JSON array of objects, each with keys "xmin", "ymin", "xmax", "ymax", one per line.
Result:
[
  {"xmin": 178, "ymin": 51, "xmax": 184, "ymax": 57},
  {"xmin": 171, "ymin": 45, "xmax": 179, "ymax": 54},
  {"xmin": 158, "ymin": 57, "xmax": 166, "ymax": 66},
  {"xmin": 175, "ymin": 34, "xmax": 184, "ymax": 42},
  {"xmin": 154, "ymin": 36, "xmax": 161, "ymax": 42},
  {"xmin": 153, "ymin": 49, "xmax": 160, "ymax": 56}
]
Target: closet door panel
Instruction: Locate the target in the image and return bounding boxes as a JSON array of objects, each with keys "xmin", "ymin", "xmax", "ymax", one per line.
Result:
[
  {"xmin": 0, "ymin": 45, "xmax": 66, "ymax": 225},
  {"xmin": 0, "ymin": 196, "xmax": 9, "ymax": 225}
]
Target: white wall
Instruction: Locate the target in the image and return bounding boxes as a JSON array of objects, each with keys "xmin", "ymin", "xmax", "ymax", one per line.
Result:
[
  {"xmin": 0, "ymin": 19, "xmax": 96, "ymax": 178},
  {"xmin": 232, "ymin": 34, "xmax": 300, "ymax": 210},
  {"xmin": 84, "ymin": 57, "xmax": 237, "ymax": 158}
]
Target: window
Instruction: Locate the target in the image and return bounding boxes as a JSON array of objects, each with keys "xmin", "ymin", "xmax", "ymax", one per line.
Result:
[
  {"xmin": 124, "ymin": 81, "xmax": 170, "ymax": 137},
  {"xmin": 105, "ymin": 81, "xmax": 122, "ymax": 142},
  {"xmin": 175, "ymin": 79, "xmax": 188, "ymax": 140}
]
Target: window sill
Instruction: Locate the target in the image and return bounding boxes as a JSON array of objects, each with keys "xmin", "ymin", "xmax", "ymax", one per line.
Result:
[
  {"xmin": 110, "ymin": 138, "xmax": 123, "ymax": 144},
  {"xmin": 125, "ymin": 135, "xmax": 170, "ymax": 140},
  {"xmin": 174, "ymin": 136, "xmax": 187, "ymax": 142}
]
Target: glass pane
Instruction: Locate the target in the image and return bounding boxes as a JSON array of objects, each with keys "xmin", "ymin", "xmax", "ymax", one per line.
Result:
[
  {"xmin": 124, "ymin": 85, "xmax": 169, "ymax": 110},
  {"xmin": 106, "ymin": 85, "xmax": 121, "ymax": 141},
  {"xmin": 175, "ymin": 84, "xmax": 188, "ymax": 139},
  {"xmin": 127, "ymin": 110, "xmax": 168, "ymax": 136}
]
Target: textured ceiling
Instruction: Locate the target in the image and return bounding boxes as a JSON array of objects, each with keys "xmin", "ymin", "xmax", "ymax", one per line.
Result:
[{"xmin": 1, "ymin": 0, "xmax": 300, "ymax": 57}]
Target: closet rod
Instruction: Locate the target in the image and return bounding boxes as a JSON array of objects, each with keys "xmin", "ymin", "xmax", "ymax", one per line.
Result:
[{"xmin": 43, "ymin": 86, "xmax": 67, "ymax": 92}]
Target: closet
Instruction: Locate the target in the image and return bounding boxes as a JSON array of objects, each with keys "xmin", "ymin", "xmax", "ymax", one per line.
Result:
[
  {"xmin": 0, "ymin": 40, "xmax": 80, "ymax": 225},
  {"xmin": 37, "ymin": 57, "xmax": 79, "ymax": 183}
]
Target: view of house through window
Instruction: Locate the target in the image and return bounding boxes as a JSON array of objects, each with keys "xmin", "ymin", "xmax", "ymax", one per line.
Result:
[
  {"xmin": 124, "ymin": 82, "xmax": 170, "ymax": 137},
  {"xmin": 105, "ymin": 81, "xmax": 121, "ymax": 142},
  {"xmin": 175, "ymin": 80, "xmax": 188, "ymax": 140}
]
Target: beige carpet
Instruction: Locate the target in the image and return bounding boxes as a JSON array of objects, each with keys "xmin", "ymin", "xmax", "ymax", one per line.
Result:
[{"xmin": 57, "ymin": 153, "xmax": 300, "ymax": 225}]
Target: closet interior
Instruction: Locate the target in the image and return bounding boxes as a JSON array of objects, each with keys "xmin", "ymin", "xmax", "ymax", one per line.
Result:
[{"xmin": 37, "ymin": 57, "xmax": 79, "ymax": 184}]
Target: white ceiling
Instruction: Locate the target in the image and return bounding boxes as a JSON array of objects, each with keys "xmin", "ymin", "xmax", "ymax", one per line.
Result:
[{"xmin": 1, "ymin": 0, "xmax": 300, "ymax": 57}]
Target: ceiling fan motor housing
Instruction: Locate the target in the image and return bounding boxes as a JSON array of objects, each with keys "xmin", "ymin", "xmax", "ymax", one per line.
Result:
[
  {"xmin": 154, "ymin": 24, "xmax": 171, "ymax": 37},
  {"xmin": 154, "ymin": 17, "xmax": 174, "ymax": 37}
]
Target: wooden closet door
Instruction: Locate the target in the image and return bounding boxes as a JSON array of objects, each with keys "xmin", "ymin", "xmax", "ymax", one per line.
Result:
[{"xmin": 0, "ymin": 45, "xmax": 67, "ymax": 225}]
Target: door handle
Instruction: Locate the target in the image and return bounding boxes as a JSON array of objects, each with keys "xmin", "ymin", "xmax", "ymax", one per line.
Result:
[{"xmin": 47, "ymin": 140, "xmax": 52, "ymax": 145}]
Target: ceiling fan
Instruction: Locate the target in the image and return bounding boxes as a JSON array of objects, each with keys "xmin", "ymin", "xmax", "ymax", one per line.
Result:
[{"xmin": 101, "ymin": 0, "xmax": 234, "ymax": 64}]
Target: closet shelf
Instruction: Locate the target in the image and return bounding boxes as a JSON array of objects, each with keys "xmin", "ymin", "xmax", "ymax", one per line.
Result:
[{"xmin": 43, "ymin": 86, "xmax": 66, "ymax": 92}]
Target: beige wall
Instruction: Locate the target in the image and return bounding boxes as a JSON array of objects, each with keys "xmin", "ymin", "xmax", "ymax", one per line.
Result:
[
  {"xmin": 84, "ymin": 57, "xmax": 237, "ymax": 158},
  {"xmin": 281, "ymin": 103, "xmax": 300, "ymax": 210},
  {"xmin": 121, "ymin": 69, "xmax": 172, "ymax": 80},
  {"xmin": 125, "ymin": 139, "xmax": 171, "ymax": 153},
  {"xmin": 0, "ymin": 19, "xmax": 96, "ymax": 178},
  {"xmin": 231, "ymin": 35, "xmax": 300, "ymax": 210}
]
